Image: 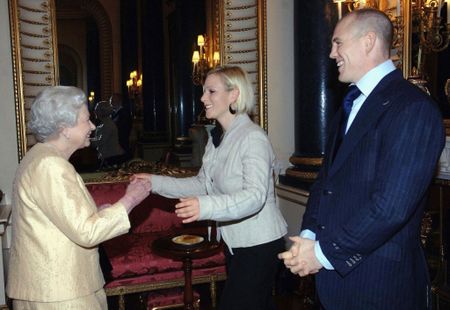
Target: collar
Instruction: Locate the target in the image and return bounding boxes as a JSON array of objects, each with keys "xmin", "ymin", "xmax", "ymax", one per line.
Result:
[
  {"xmin": 356, "ymin": 59, "xmax": 396, "ymax": 97},
  {"xmin": 212, "ymin": 114, "xmax": 250, "ymax": 147}
]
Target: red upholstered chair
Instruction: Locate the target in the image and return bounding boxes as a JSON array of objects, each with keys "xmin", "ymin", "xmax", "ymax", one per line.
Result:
[
  {"xmin": 147, "ymin": 288, "xmax": 200, "ymax": 310},
  {"xmin": 86, "ymin": 182, "xmax": 226, "ymax": 310}
]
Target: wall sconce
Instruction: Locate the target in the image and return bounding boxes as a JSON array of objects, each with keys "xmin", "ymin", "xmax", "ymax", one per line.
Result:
[
  {"xmin": 332, "ymin": 0, "xmax": 404, "ymax": 54},
  {"xmin": 192, "ymin": 34, "xmax": 220, "ymax": 86},
  {"xmin": 333, "ymin": 0, "xmax": 449, "ymax": 53},
  {"xmin": 415, "ymin": 0, "xmax": 450, "ymax": 52},
  {"xmin": 126, "ymin": 70, "xmax": 143, "ymax": 99},
  {"xmin": 333, "ymin": 0, "xmax": 402, "ymax": 19}
]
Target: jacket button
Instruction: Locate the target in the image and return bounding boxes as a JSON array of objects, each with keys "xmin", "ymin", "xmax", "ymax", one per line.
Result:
[
  {"xmin": 319, "ymin": 225, "xmax": 325, "ymax": 230},
  {"xmin": 323, "ymin": 190, "xmax": 333, "ymax": 195}
]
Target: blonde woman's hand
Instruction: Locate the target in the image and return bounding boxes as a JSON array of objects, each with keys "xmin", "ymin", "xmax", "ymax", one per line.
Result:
[
  {"xmin": 175, "ymin": 197, "xmax": 200, "ymax": 223},
  {"xmin": 130, "ymin": 173, "xmax": 153, "ymax": 190}
]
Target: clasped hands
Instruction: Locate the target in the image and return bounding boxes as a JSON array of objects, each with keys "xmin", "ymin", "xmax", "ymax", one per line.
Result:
[
  {"xmin": 278, "ymin": 236, "xmax": 323, "ymax": 277},
  {"xmin": 118, "ymin": 175, "xmax": 152, "ymax": 213}
]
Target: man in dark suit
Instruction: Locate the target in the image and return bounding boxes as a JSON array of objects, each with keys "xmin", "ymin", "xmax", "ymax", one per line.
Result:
[{"xmin": 279, "ymin": 8, "xmax": 445, "ymax": 309}]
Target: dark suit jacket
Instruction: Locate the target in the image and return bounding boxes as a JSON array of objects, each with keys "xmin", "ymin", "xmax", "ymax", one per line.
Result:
[{"xmin": 301, "ymin": 69, "xmax": 445, "ymax": 309}]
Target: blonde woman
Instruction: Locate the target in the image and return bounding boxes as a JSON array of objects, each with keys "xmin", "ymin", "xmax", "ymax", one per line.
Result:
[{"xmin": 136, "ymin": 66, "xmax": 287, "ymax": 309}]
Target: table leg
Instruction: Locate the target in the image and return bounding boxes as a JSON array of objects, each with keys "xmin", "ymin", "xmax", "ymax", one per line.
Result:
[{"xmin": 183, "ymin": 257, "xmax": 194, "ymax": 310}]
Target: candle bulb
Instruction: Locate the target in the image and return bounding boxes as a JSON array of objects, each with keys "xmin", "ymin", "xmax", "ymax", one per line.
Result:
[
  {"xmin": 447, "ymin": 0, "xmax": 450, "ymax": 24},
  {"xmin": 338, "ymin": 1, "xmax": 342, "ymax": 20},
  {"xmin": 397, "ymin": 0, "xmax": 401, "ymax": 17},
  {"xmin": 417, "ymin": 47, "xmax": 422, "ymax": 72},
  {"xmin": 437, "ymin": 0, "xmax": 441, "ymax": 17}
]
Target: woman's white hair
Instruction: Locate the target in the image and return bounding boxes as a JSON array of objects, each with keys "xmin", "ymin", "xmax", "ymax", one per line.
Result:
[
  {"xmin": 206, "ymin": 66, "xmax": 255, "ymax": 114},
  {"xmin": 28, "ymin": 86, "xmax": 87, "ymax": 142}
]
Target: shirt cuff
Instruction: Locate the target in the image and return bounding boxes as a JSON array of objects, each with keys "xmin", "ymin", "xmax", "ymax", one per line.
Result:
[
  {"xmin": 300, "ymin": 229, "xmax": 316, "ymax": 240},
  {"xmin": 315, "ymin": 241, "xmax": 334, "ymax": 270}
]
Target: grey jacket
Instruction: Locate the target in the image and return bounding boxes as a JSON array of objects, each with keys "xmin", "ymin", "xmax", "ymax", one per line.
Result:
[{"xmin": 152, "ymin": 114, "xmax": 287, "ymax": 250}]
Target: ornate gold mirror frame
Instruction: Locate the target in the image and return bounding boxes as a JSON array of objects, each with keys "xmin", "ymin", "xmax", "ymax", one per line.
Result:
[
  {"xmin": 220, "ymin": 0, "xmax": 268, "ymax": 130},
  {"xmin": 402, "ymin": 0, "xmax": 412, "ymax": 78},
  {"xmin": 9, "ymin": 0, "xmax": 268, "ymax": 160},
  {"xmin": 9, "ymin": 0, "xmax": 59, "ymax": 160}
]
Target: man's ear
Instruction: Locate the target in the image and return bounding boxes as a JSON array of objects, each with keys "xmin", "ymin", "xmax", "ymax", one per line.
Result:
[{"xmin": 365, "ymin": 31, "xmax": 377, "ymax": 53}]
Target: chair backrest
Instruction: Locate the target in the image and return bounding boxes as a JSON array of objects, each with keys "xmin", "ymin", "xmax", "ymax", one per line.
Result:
[{"xmin": 86, "ymin": 182, "xmax": 183, "ymax": 233}]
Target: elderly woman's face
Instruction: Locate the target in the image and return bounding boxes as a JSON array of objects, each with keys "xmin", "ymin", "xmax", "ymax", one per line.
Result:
[{"xmin": 65, "ymin": 104, "xmax": 95, "ymax": 150}]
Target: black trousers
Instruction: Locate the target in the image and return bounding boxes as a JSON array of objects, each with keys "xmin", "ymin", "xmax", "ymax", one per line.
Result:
[{"xmin": 219, "ymin": 237, "xmax": 285, "ymax": 310}]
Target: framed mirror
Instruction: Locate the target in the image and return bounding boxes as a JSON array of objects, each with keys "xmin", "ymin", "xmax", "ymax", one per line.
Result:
[
  {"xmin": 9, "ymin": 0, "xmax": 268, "ymax": 167},
  {"xmin": 221, "ymin": 0, "xmax": 267, "ymax": 130},
  {"xmin": 9, "ymin": 0, "xmax": 59, "ymax": 160}
]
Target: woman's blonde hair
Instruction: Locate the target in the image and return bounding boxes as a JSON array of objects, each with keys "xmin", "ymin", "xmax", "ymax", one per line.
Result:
[{"xmin": 206, "ymin": 66, "xmax": 255, "ymax": 114}]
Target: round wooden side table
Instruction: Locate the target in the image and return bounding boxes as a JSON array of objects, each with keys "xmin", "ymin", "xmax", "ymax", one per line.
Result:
[{"xmin": 152, "ymin": 234, "xmax": 222, "ymax": 310}]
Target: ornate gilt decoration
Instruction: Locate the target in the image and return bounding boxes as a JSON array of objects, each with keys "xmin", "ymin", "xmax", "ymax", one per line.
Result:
[
  {"xmin": 285, "ymin": 169, "xmax": 318, "ymax": 180},
  {"xmin": 83, "ymin": 159, "xmax": 198, "ymax": 184},
  {"xmin": 9, "ymin": 0, "xmax": 59, "ymax": 159},
  {"xmin": 221, "ymin": 0, "xmax": 267, "ymax": 130},
  {"xmin": 105, "ymin": 273, "xmax": 226, "ymax": 310},
  {"xmin": 289, "ymin": 157, "xmax": 323, "ymax": 167}
]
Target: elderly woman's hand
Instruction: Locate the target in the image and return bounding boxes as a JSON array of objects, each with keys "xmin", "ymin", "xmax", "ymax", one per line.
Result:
[
  {"xmin": 175, "ymin": 197, "xmax": 200, "ymax": 223},
  {"xmin": 131, "ymin": 173, "xmax": 152, "ymax": 183},
  {"xmin": 119, "ymin": 179, "xmax": 151, "ymax": 213}
]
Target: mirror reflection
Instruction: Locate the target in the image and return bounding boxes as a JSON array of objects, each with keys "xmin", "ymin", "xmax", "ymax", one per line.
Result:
[{"xmin": 55, "ymin": 0, "xmax": 217, "ymax": 174}]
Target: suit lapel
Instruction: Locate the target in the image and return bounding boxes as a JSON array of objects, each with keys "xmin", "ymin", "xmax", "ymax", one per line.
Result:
[
  {"xmin": 326, "ymin": 110, "xmax": 343, "ymax": 169},
  {"xmin": 328, "ymin": 70, "xmax": 403, "ymax": 178}
]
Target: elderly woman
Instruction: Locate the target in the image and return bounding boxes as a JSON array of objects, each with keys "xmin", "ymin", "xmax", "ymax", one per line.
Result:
[
  {"xmin": 136, "ymin": 66, "xmax": 287, "ymax": 309},
  {"xmin": 7, "ymin": 86, "xmax": 150, "ymax": 309}
]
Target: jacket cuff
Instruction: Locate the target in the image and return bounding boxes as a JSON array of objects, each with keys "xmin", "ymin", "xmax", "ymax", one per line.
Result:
[
  {"xmin": 320, "ymin": 238, "xmax": 364, "ymax": 276},
  {"xmin": 197, "ymin": 196, "xmax": 212, "ymax": 220}
]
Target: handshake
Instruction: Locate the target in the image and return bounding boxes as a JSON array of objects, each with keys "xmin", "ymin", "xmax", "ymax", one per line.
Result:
[
  {"xmin": 278, "ymin": 236, "xmax": 323, "ymax": 277},
  {"xmin": 118, "ymin": 174, "xmax": 153, "ymax": 213}
]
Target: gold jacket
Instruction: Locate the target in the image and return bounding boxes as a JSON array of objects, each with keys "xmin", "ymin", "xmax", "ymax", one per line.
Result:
[{"xmin": 7, "ymin": 143, "xmax": 130, "ymax": 302}]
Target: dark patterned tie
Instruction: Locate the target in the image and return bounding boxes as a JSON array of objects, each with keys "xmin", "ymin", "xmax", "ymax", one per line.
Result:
[
  {"xmin": 340, "ymin": 84, "xmax": 361, "ymax": 138},
  {"xmin": 333, "ymin": 85, "xmax": 362, "ymax": 161}
]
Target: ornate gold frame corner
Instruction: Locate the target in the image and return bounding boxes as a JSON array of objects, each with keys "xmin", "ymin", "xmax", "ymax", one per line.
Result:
[
  {"xmin": 9, "ymin": 0, "xmax": 26, "ymax": 161},
  {"xmin": 8, "ymin": 0, "xmax": 59, "ymax": 160},
  {"xmin": 258, "ymin": 0, "xmax": 268, "ymax": 131}
]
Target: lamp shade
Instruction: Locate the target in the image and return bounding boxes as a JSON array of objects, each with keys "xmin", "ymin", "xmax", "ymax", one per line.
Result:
[
  {"xmin": 197, "ymin": 35, "xmax": 205, "ymax": 47},
  {"xmin": 213, "ymin": 51, "xmax": 220, "ymax": 62},
  {"xmin": 192, "ymin": 51, "xmax": 200, "ymax": 63}
]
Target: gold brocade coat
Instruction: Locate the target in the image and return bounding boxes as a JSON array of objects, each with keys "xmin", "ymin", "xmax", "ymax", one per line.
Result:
[{"xmin": 6, "ymin": 143, "xmax": 130, "ymax": 302}]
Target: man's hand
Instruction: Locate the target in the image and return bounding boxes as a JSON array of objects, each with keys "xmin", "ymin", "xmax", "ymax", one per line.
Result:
[{"xmin": 278, "ymin": 236, "xmax": 323, "ymax": 277}]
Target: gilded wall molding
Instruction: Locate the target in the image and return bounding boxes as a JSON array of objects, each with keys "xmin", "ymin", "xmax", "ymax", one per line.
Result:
[
  {"xmin": 9, "ymin": 0, "xmax": 114, "ymax": 158},
  {"xmin": 9, "ymin": 0, "xmax": 58, "ymax": 158},
  {"xmin": 221, "ymin": 0, "xmax": 267, "ymax": 131}
]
